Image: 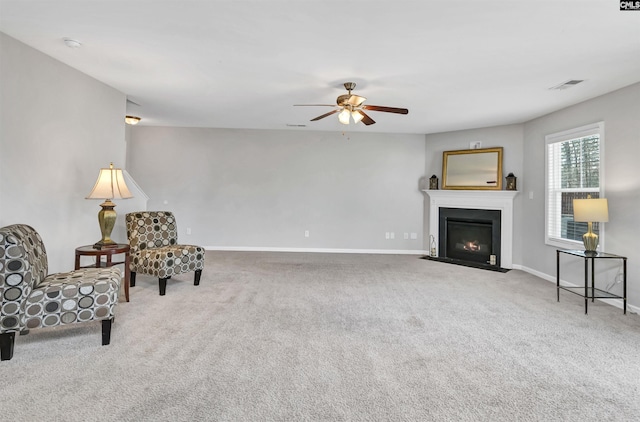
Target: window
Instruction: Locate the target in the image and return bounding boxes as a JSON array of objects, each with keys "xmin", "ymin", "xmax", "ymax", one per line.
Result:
[{"xmin": 545, "ymin": 122, "xmax": 604, "ymax": 249}]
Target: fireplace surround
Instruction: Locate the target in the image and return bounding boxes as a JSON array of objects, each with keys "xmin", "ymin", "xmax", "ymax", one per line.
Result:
[{"xmin": 424, "ymin": 190, "xmax": 518, "ymax": 269}]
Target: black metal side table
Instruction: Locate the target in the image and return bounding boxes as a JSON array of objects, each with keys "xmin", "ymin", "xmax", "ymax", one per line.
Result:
[{"xmin": 556, "ymin": 249, "xmax": 626, "ymax": 314}]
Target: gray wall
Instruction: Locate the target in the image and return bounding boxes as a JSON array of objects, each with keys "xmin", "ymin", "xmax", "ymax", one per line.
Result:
[
  {"xmin": 0, "ymin": 33, "xmax": 144, "ymax": 272},
  {"xmin": 521, "ymin": 82, "xmax": 640, "ymax": 310},
  {"xmin": 424, "ymin": 125, "xmax": 525, "ymax": 264},
  {"xmin": 128, "ymin": 127, "xmax": 427, "ymax": 252}
]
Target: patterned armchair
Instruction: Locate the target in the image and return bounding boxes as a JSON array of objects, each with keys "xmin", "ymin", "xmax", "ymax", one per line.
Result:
[
  {"xmin": 0, "ymin": 224, "xmax": 121, "ymax": 361},
  {"xmin": 125, "ymin": 211, "xmax": 204, "ymax": 296}
]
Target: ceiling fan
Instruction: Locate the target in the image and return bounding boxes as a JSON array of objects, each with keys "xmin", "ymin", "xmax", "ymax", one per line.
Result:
[{"xmin": 294, "ymin": 82, "xmax": 409, "ymax": 126}]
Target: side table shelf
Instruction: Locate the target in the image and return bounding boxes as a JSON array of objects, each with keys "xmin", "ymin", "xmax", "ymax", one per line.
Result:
[{"xmin": 556, "ymin": 249, "xmax": 626, "ymax": 314}]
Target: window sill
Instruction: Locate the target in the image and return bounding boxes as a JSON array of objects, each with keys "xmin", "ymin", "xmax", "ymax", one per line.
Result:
[{"xmin": 546, "ymin": 237, "xmax": 585, "ymax": 250}]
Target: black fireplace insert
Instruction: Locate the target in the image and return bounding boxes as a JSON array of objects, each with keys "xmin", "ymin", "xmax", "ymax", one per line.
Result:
[{"xmin": 438, "ymin": 207, "xmax": 502, "ymax": 268}]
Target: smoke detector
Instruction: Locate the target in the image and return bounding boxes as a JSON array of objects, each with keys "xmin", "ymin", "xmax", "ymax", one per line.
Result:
[
  {"xmin": 63, "ymin": 38, "xmax": 82, "ymax": 48},
  {"xmin": 549, "ymin": 80, "xmax": 584, "ymax": 90}
]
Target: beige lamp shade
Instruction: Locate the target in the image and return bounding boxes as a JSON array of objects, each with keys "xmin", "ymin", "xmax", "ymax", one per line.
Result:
[
  {"xmin": 86, "ymin": 163, "xmax": 133, "ymax": 200},
  {"xmin": 573, "ymin": 198, "xmax": 609, "ymax": 223}
]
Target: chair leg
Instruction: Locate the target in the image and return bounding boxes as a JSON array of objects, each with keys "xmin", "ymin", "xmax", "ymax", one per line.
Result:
[
  {"xmin": 101, "ymin": 318, "xmax": 113, "ymax": 346},
  {"xmin": 130, "ymin": 271, "xmax": 136, "ymax": 287},
  {"xmin": 194, "ymin": 269, "xmax": 202, "ymax": 286},
  {"xmin": 159, "ymin": 278, "xmax": 168, "ymax": 296},
  {"xmin": 1, "ymin": 332, "xmax": 16, "ymax": 361}
]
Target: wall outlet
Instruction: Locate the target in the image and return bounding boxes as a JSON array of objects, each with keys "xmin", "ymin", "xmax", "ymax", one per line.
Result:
[
  {"xmin": 304, "ymin": 230, "xmax": 310, "ymax": 238},
  {"xmin": 410, "ymin": 233, "xmax": 417, "ymax": 239},
  {"xmin": 385, "ymin": 232, "xmax": 390, "ymax": 239},
  {"xmin": 529, "ymin": 191, "xmax": 534, "ymax": 200},
  {"xmin": 390, "ymin": 232, "xmax": 395, "ymax": 239},
  {"xmin": 186, "ymin": 228, "xmax": 192, "ymax": 235},
  {"xmin": 404, "ymin": 233, "xmax": 409, "ymax": 239}
]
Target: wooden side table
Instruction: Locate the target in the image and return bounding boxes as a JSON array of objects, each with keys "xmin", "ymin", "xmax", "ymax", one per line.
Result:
[{"xmin": 75, "ymin": 244, "xmax": 130, "ymax": 302}]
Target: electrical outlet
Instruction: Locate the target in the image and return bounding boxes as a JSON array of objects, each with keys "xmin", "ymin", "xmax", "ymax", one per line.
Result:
[
  {"xmin": 529, "ymin": 191, "xmax": 534, "ymax": 200},
  {"xmin": 186, "ymin": 228, "xmax": 192, "ymax": 235},
  {"xmin": 404, "ymin": 233, "xmax": 409, "ymax": 239},
  {"xmin": 410, "ymin": 233, "xmax": 417, "ymax": 240},
  {"xmin": 385, "ymin": 232, "xmax": 390, "ymax": 239},
  {"xmin": 390, "ymin": 232, "xmax": 395, "ymax": 239},
  {"xmin": 304, "ymin": 230, "xmax": 310, "ymax": 238}
]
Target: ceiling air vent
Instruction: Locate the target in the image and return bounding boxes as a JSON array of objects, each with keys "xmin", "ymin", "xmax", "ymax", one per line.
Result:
[{"xmin": 549, "ymin": 80, "xmax": 584, "ymax": 90}]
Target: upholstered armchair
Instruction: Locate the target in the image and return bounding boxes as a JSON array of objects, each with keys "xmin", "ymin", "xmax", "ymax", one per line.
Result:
[
  {"xmin": 0, "ymin": 224, "xmax": 121, "ymax": 361},
  {"xmin": 125, "ymin": 211, "xmax": 204, "ymax": 296}
]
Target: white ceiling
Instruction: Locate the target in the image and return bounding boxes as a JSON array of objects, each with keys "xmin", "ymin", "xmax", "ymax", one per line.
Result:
[{"xmin": 1, "ymin": 1, "xmax": 639, "ymax": 134}]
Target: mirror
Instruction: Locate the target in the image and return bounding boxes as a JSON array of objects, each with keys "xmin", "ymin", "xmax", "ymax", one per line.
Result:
[{"xmin": 442, "ymin": 147, "xmax": 503, "ymax": 190}]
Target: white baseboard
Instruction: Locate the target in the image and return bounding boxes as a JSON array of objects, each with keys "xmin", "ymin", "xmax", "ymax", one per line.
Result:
[
  {"xmin": 513, "ymin": 264, "xmax": 639, "ymax": 315},
  {"xmin": 511, "ymin": 264, "xmax": 555, "ymax": 282},
  {"xmin": 204, "ymin": 246, "xmax": 428, "ymax": 255}
]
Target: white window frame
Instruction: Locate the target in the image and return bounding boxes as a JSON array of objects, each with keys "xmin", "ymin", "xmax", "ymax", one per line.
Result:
[{"xmin": 545, "ymin": 121, "xmax": 605, "ymax": 250}]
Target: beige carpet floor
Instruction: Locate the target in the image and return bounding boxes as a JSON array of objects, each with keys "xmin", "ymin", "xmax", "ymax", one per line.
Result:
[{"xmin": 2, "ymin": 251, "xmax": 640, "ymax": 421}]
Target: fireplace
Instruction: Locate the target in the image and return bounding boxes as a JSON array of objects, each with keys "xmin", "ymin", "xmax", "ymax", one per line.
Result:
[
  {"xmin": 423, "ymin": 190, "xmax": 518, "ymax": 269},
  {"xmin": 439, "ymin": 207, "xmax": 501, "ymax": 267}
]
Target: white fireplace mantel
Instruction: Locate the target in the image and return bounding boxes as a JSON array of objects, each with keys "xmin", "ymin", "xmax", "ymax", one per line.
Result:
[{"xmin": 423, "ymin": 190, "xmax": 519, "ymax": 268}]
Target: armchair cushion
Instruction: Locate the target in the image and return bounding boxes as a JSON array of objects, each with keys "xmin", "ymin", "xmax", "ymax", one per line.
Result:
[
  {"xmin": 23, "ymin": 268, "xmax": 120, "ymax": 329},
  {"xmin": 130, "ymin": 246, "xmax": 204, "ymax": 279}
]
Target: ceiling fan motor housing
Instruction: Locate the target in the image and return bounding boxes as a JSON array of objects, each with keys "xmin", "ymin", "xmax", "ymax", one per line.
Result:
[{"xmin": 337, "ymin": 94, "xmax": 351, "ymax": 106}]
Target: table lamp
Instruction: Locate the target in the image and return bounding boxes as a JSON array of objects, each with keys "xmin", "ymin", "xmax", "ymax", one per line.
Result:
[
  {"xmin": 86, "ymin": 163, "xmax": 133, "ymax": 249},
  {"xmin": 572, "ymin": 196, "xmax": 608, "ymax": 253}
]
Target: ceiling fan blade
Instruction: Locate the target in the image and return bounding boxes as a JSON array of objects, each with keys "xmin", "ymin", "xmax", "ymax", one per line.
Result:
[
  {"xmin": 357, "ymin": 110, "xmax": 376, "ymax": 125},
  {"xmin": 310, "ymin": 109, "xmax": 339, "ymax": 121},
  {"xmin": 294, "ymin": 104, "xmax": 336, "ymax": 107},
  {"xmin": 347, "ymin": 95, "xmax": 366, "ymax": 106},
  {"xmin": 362, "ymin": 105, "xmax": 409, "ymax": 114}
]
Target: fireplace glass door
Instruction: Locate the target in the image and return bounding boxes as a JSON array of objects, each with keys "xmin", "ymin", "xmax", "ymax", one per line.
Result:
[{"xmin": 446, "ymin": 220, "xmax": 493, "ymax": 264}]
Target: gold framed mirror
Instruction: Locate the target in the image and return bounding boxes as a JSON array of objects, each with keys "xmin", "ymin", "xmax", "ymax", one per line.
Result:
[{"xmin": 442, "ymin": 147, "xmax": 503, "ymax": 190}]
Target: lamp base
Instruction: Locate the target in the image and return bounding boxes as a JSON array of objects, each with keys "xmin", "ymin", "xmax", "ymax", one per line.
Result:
[
  {"xmin": 582, "ymin": 222, "xmax": 599, "ymax": 253},
  {"xmin": 93, "ymin": 240, "xmax": 119, "ymax": 250},
  {"xmin": 95, "ymin": 199, "xmax": 118, "ymax": 249}
]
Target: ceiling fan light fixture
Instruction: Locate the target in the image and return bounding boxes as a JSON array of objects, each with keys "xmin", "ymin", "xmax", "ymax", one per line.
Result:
[
  {"xmin": 338, "ymin": 109, "xmax": 350, "ymax": 125},
  {"xmin": 351, "ymin": 110, "xmax": 364, "ymax": 124}
]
